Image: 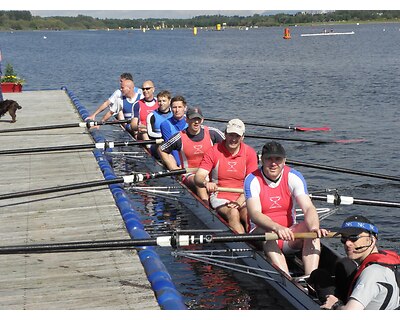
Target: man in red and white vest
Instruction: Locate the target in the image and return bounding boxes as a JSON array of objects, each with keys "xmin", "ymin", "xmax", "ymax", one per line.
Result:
[
  {"xmin": 159, "ymin": 107, "xmax": 224, "ymax": 203},
  {"xmin": 244, "ymin": 141, "xmax": 328, "ymax": 276},
  {"xmin": 195, "ymin": 119, "xmax": 258, "ymax": 234},
  {"xmin": 130, "ymin": 80, "xmax": 159, "ymax": 140}
]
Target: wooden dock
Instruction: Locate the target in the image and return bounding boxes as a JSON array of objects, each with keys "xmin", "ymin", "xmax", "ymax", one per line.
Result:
[{"xmin": 0, "ymin": 90, "xmax": 159, "ymax": 309}]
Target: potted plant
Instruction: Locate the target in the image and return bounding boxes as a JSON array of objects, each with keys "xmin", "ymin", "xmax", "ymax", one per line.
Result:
[{"xmin": 1, "ymin": 63, "xmax": 25, "ymax": 93}]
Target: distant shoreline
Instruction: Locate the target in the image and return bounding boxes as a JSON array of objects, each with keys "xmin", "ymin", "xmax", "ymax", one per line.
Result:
[{"xmin": 1, "ymin": 20, "xmax": 399, "ymax": 32}]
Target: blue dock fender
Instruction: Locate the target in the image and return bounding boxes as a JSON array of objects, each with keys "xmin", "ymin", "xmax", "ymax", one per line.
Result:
[{"xmin": 63, "ymin": 86, "xmax": 187, "ymax": 310}]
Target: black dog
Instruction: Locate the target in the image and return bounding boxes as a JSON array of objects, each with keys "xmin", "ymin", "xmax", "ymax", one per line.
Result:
[{"xmin": 0, "ymin": 99, "xmax": 22, "ymax": 123}]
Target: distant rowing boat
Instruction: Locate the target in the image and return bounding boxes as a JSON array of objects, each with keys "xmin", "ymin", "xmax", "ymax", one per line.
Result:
[{"xmin": 301, "ymin": 31, "xmax": 355, "ymax": 37}]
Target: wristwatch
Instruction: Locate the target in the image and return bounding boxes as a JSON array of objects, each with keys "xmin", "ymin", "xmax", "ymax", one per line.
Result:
[{"xmin": 331, "ymin": 300, "xmax": 344, "ymax": 310}]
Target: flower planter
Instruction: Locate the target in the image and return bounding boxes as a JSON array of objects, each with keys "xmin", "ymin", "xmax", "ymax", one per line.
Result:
[{"xmin": 1, "ymin": 82, "xmax": 23, "ymax": 93}]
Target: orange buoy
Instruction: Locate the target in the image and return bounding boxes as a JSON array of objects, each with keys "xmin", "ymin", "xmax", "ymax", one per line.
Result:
[{"xmin": 283, "ymin": 28, "xmax": 291, "ymax": 40}]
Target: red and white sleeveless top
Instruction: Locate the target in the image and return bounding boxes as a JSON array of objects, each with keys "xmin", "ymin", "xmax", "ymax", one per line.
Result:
[
  {"xmin": 199, "ymin": 142, "xmax": 259, "ymax": 202},
  {"xmin": 136, "ymin": 99, "xmax": 159, "ymax": 125},
  {"xmin": 179, "ymin": 127, "xmax": 212, "ymax": 169},
  {"xmin": 251, "ymin": 166, "xmax": 294, "ymax": 227}
]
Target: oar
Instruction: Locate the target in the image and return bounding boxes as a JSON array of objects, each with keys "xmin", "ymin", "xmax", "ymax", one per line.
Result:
[
  {"xmin": 0, "ymin": 119, "xmax": 130, "ymax": 134},
  {"xmin": 245, "ymin": 133, "xmax": 365, "ymax": 144},
  {"xmin": 310, "ymin": 193, "xmax": 400, "ymax": 208},
  {"xmin": 0, "ymin": 169, "xmax": 186, "ymax": 201},
  {"xmin": 204, "ymin": 117, "xmax": 331, "ymax": 132},
  {"xmin": 0, "ymin": 139, "xmax": 164, "ymax": 156},
  {"xmin": 287, "ymin": 159, "xmax": 400, "ymax": 182},
  {"xmin": 213, "ymin": 187, "xmax": 400, "ymax": 208},
  {"xmin": 0, "ymin": 231, "xmax": 338, "ymax": 255},
  {"xmin": 216, "ymin": 187, "xmax": 244, "ymax": 193}
]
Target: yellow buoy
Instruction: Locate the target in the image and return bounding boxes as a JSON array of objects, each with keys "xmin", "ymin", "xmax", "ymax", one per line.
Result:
[
  {"xmin": 216, "ymin": 24, "xmax": 221, "ymax": 31},
  {"xmin": 193, "ymin": 27, "xmax": 197, "ymax": 36}
]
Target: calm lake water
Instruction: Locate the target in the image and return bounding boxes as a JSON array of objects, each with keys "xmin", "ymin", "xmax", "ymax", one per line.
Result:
[{"xmin": 1, "ymin": 22, "xmax": 399, "ymax": 309}]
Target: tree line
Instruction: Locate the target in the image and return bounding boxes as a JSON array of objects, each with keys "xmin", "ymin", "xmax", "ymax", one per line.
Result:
[{"xmin": 0, "ymin": 10, "xmax": 399, "ymax": 31}]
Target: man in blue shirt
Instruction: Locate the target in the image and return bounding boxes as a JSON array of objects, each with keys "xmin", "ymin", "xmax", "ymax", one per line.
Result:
[{"xmin": 159, "ymin": 95, "xmax": 188, "ymax": 166}]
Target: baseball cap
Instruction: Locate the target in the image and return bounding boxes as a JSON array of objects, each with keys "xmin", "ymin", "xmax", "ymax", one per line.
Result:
[
  {"xmin": 186, "ymin": 107, "xmax": 204, "ymax": 119},
  {"xmin": 262, "ymin": 141, "xmax": 286, "ymax": 158},
  {"xmin": 226, "ymin": 119, "xmax": 245, "ymax": 136},
  {"xmin": 336, "ymin": 215, "xmax": 379, "ymax": 236}
]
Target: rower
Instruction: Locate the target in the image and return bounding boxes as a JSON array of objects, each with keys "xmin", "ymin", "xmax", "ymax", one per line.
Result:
[
  {"xmin": 85, "ymin": 73, "xmax": 141, "ymax": 122},
  {"xmin": 130, "ymin": 80, "xmax": 159, "ymax": 140},
  {"xmin": 146, "ymin": 90, "xmax": 172, "ymax": 157},
  {"xmin": 159, "ymin": 95, "xmax": 188, "ymax": 166},
  {"xmin": 86, "ymin": 74, "xmax": 143, "ymax": 133},
  {"xmin": 320, "ymin": 215, "xmax": 399, "ymax": 310},
  {"xmin": 158, "ymin": 107, "xmax": 224, "ymax": 203},
  {"xmin": 244, "ymin": 141, "xmax": 329, "ymax": 276},
  {"xmin": 194, "ymin": 119, "xmax": 258, "ymax": 234}
]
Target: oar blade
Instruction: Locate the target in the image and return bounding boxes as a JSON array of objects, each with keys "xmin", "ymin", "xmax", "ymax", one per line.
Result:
[
  {"xmin": 334, "ymin": 138, "xmax": 367, "ymax": 144},
  {"xmin": 245, "ymin": 133, "xmax": 364, "ymax": 144},
  {"xmin": 294, "ymin": 126, "xmax": 331, "ymax": 132}
]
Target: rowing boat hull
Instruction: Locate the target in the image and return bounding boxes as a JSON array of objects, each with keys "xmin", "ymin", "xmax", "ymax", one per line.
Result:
[
  {"xmin": 301, "ymin": 31, "xmax": 355, "ymax": 37},
  {"xmin": 124, "ymin": 133, "xmax": 342, "ymax": 309}
]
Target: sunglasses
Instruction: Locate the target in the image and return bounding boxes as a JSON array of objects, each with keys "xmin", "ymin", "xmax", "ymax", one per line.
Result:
[
  {"xmin": 142, "ymin": 87, "xmax": 153, "ymax": 91},
  {"xmin": 340, "ymin": 235, "xmax": 370, "ymax": 244}
]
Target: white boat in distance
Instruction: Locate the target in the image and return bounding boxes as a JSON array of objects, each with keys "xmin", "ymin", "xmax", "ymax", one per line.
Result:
[{"xmin": 301, "ymin": 31, "xmax": 355, "ymax": 37}]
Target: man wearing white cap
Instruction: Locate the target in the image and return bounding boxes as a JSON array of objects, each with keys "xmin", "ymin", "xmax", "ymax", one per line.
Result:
[{"xmin": 194, "ymin": 119, "xmax": 258, "ymax": 234}]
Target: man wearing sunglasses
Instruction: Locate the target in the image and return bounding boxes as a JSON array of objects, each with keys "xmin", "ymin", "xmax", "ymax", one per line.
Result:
[
  {"xmin": 130, "ymin": 80, "xmax": 159, "ymax": 140},
  {"xmin": 322, "ymin": 215, "xmax": 399, "ymax": 310}
]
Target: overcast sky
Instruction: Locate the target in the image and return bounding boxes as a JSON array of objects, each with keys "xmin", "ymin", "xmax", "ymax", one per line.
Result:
[{"xmin": 3, "ymin": 0, "xmax": 400, "ymax": 19}]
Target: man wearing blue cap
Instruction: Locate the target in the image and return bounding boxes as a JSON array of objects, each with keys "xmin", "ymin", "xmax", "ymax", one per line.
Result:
[{"xmin": 322, "ymin": 215, "xmax": 399, "ymax": 310}]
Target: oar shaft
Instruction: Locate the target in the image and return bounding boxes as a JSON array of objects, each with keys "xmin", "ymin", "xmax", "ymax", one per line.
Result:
[
  {"xmin": 0, "ymin": 238, "xmax": 158, "ymax": 254},
  {"xmin": 287, "ymin": 159, "xmax": 400, "ymax": 182},
  {"xmin": 0, "ymin": 168, "xmax": 185, "ymax": 200},
  {"xmin": 245, "ymin": 133, "xmax": 338, "ymax": 144},
  {"xmin": 204, "ymin": 117, "xmax": 330, "ymax": 132},
  {"xmin": 0, "ymin": 139, "xmax": 163, "ymax": 155},
  {"xmin": 212, "ymin": 231, "xmax": 337, "ymax": 242},
  {"xmin": 310, "ymin": 194, "xmax": 400, "ymax": 208},
  {"xmin": 0, "ymin": 123, "xmax": 80, "ymax": 133},
  {"xmin": 0, "ymin": 177, "xmax": 124, "ymax": 200},
  {"xmin": 0, "ymin": 232, "xmax": 338, "ymax": 255},
  {"xmin": 0, "ymin": 120, "xmax": 130, "ymax": 134}
]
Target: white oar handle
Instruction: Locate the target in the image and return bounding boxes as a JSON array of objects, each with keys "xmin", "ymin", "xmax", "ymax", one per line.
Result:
[
  {"xmin": 94, "ymin": 142, "xmax": 111, "ymax": 149},
  {"xmin": 326, "ymin": 194, "xmax": 354, "ymax": 205}
]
